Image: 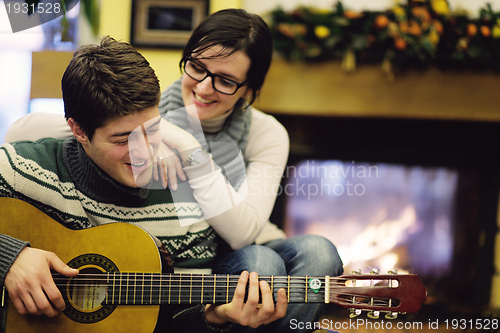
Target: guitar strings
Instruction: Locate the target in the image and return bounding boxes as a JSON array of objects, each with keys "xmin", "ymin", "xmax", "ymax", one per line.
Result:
[
  {"xmin": 60, "ymin": 291, "xmax": 395, "ymax": 306},
  {"xmin": 50, "ymin": 274, "xmax": 394, "ymax": 289},
  {"xmin": 51, "ymin": 274, "xmax": 393, "ymax": 283},
  {"xmin": 49, "ymin": 274, "xmax": 398, "ymax": 306}
]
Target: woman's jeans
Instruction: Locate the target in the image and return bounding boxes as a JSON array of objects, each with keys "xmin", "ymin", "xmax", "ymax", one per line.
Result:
[{"xmin": 212, "ymin": 235, "xmax": 344, "ymax": 332}]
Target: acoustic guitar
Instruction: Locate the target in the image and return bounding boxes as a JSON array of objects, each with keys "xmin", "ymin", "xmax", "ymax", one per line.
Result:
[{"xmin": 0, "ymin": 198, "xmax": 427, "ymax": 332}]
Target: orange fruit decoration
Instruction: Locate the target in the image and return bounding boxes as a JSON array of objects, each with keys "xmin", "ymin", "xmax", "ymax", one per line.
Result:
[
  {"xmin": 344, "ymin": 10, "xmax": 363, "ymax": 19},
  {"xmin": 481, "ymin": 25, "xmax": 491, "ymax": 37},
  {"xmin": 375, "ymin": 14, "xmax": 390, "ymax": 29},
  {"xmin": 432, "ymin": 20, "xmax": 444, "ymax": 35},
  {"xmin": 408, "ymin": 20, "xmax": 422, "ymax": 36},
  {"xmin": 399, "ymin": 21, "xmax": 409, "ymax": 34},
  {"xmin": 412, "ymin": 7, "xmax": 431, "ymax": 22},
  {"xmin": 394, "ymin": 37, "xmax": 407, "ymax": 50},
  {"xmin": 467, "ymin": 23, "xmax": 477, "ymax": 37}
]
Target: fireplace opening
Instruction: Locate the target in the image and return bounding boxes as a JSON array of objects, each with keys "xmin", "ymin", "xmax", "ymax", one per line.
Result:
[
  {"xmin": 285, "ymin": 160, "xmax": 457, "ymax": 277},
  {"xmin": 268, "ymin": 115, "xmax": 500, "ymax": 318},
  {"xmin": 284, "ymin": 160, "xmax": 460, "ymax": 309}
]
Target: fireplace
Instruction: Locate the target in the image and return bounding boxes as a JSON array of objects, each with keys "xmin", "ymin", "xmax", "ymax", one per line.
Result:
[{"xmin": 268, "ymin": 115, "xmax": 500, "ymax": 318}]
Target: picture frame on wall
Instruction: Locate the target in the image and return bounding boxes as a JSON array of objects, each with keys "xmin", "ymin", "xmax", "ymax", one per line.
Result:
[{"xmin": 131, "ymin": 0, "xmax": 209, "ymax": 49}]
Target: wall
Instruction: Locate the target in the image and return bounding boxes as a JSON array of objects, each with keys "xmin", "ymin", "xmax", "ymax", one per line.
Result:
[{"xmin": 98, "ymin": 0, "xmax": 241, "ymax": 91}]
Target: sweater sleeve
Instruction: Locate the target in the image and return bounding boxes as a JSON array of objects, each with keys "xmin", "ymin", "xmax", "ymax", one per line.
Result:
[
  {"xmin": 0, "ymin": 234, "xmax": 30, "ymax": 285},
  {"xmin": 183, "ymin": 110, "xmax": 289, "ymax": 250},
  {"xmin": 0, "ymin": 144, "xmax": 32, "ymax": 284},
  {"xmin": 4, "ymin": 113, "xmax": 71, "ymax": 143}
]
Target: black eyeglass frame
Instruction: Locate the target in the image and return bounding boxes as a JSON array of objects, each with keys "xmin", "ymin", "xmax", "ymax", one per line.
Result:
[{"xmin": 181, "ymin": 57, "xmax": 249, "ymax": 96}]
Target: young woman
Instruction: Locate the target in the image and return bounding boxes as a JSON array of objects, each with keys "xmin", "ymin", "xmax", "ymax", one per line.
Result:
[{"xmin": 6, "ymin": 9, "xmax": 343, "ymax": 332}]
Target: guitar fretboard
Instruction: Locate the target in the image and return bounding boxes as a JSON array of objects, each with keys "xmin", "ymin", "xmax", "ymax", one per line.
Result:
[
  {"xmin": 100, "ymin": 273, "xmax": 329, "ymax": 305},
  {"xmin": 58, "ymin": 271, "xmax": 424, "ymax": 313}
]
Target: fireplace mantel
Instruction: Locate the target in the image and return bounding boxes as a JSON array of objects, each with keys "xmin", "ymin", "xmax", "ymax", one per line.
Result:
[{"xmin": 254, "ymin": 59, "xmax": 500, "ymax": 122}]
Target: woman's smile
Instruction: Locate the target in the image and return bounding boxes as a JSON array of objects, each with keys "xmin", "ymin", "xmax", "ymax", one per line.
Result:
[{"xmin": 193, "ymin": 91, "xmax": 216, "ymax": 105}]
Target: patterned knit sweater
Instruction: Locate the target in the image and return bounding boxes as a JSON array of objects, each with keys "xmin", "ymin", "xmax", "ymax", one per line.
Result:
[{"xmin": 0, "ymin": 138, "xmax": 230, "ymax": 332}]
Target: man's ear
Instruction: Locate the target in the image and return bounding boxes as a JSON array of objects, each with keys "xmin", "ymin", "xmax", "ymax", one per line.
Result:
[{"xmin": 68, "ymin": 118, "xmax": 89, "ymax": 144}]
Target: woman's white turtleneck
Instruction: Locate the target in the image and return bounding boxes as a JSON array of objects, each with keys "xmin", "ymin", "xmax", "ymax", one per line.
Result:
[{"xmin": 187, "ymin": 109, "xmax": 233, "ymax": 134}]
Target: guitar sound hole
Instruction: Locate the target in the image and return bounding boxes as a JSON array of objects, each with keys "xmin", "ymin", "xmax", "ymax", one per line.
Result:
[
  {"xmin": 63, "ymin": 254, "xmax": 118, "ymax": 324},
  {"xmin": 68, "ymin": 267, "xmax": 108, "ymax": 311}
]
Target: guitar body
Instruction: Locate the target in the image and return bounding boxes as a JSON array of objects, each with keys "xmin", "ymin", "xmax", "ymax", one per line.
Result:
[{"xmin": 1, "ymin": 198, "xmax": 162, "ymax": 333}]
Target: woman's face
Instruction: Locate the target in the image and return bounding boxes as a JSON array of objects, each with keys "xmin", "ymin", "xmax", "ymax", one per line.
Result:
[{"xmin": 181, "ymin": 45, "xmax": 252, "ymax": 120}]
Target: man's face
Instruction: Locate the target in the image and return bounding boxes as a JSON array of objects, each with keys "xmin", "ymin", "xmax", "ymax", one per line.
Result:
[{"xmin": 79, "ymin": 107, "xmax": 161, "ymax": 188}]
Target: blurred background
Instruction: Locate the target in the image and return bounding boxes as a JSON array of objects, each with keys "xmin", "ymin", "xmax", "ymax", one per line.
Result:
[{"xmin": 1, "ymin": 0, "xmax": 500, "ymax": 330}]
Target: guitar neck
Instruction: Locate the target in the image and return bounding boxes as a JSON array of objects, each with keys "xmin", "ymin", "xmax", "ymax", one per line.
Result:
[
  {"xmin": 68, "ymin": 272, "xmax": 426, "ymax": 314},
  {"xmin": 100, "ymin": 273, "xmax": 328, "ymax": 305}
]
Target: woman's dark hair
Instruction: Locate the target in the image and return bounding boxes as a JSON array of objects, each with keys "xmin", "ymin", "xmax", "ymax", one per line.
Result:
[
  {"xmin": 180, "ymin": 9, "xmax": 273, "ymax": 106},
  {"xmin": 62, "ymin": 36, "xmax": 160, "ymax": 141}
]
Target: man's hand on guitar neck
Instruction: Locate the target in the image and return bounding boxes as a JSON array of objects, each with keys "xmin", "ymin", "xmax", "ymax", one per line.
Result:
[
  {"xmin": 204, "ymin": 271, "xmax": 287, "ymax": 328},
  {"xmin": 4, "ymin": 247, "xmax": 79, "ymax": 317}
]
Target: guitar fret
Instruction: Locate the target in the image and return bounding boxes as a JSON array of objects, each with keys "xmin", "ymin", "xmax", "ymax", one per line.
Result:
[
  {"xmin": 109, "ymin": 273, "xmax": 115, "ymax": 304},
  {"xmin": 132, "ymin": 273, "xmax": 136, "ymax": 304},
  {"xmin": 287, "ymin": 276, "xmax": 290, "ymax": 303},
  {"xmin": 178, "ymin": 273, "xmax": 182, "ymax": 304},
  {"xmin": 305, "ymin": 275, "xmax": 308, "ymax": 303},
  {"xmin": 271, "ymin": 275, "xmax": 274, "ymax": 298},
  {"xmin": 113, "ymin": 272, "xmax": 117, "ymax": 304},
  {"xmin": 201, "ymin": 274, "xmax": 204, "ymax": 304},
  {"xmin": 189, "ymin": 273, "xmax": 193, "ymax": 304},
  {"xmin": 120, "ymin": 272, "xmax": 125, "ymax": 304},
  {"xmin": 146, "ymin": 274, "xmax": 151, "ymax": 305},
  {"xmin": 119, "ymin": 273, "xmax": 123, "ymax": 304},
  {"xmin": 158, "ymin": 274, "xmax": 162, "ymax": 305},
  {"xmin": 168, "ymin": 273, "xmax": 172, "ymax": 304},
  {"xmin": 120, "ymin": 273, "xmax": 124, "ymax": 304},
  {"xmin": 213, "ymin": 274, "xmax": 216, "ymax": 303},
  {"xmin": 116, "ymin": 272, "xmax": 120, "ymax": 304},
  {"xmin": 141, "ymin": 273, "xmax": 145, "ymax": 304},
  {"xmin": 226, "ymin": 275, "xmax": 229, "ymax": 304}
]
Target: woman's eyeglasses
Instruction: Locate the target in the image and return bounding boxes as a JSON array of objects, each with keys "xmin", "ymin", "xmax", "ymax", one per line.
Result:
[{"xmin": 182, "ymin": 57, "xmax": 248, "ymax": 95}]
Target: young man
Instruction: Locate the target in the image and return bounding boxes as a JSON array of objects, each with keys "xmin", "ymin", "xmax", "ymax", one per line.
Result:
[{"xmin": 0, "ymin": 36, "xmax": 286, "ymax": 332}]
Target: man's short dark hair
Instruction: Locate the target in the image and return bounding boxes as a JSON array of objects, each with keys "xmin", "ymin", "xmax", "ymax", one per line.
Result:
[{"xmin": 62, "ymin": 36, "xmax": 160, "ymax": 141}]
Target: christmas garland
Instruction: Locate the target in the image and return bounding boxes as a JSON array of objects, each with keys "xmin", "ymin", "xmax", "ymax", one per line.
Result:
[{"xmin": 270, "ymin": 0, "xmax": 500, "ymax": 78}]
